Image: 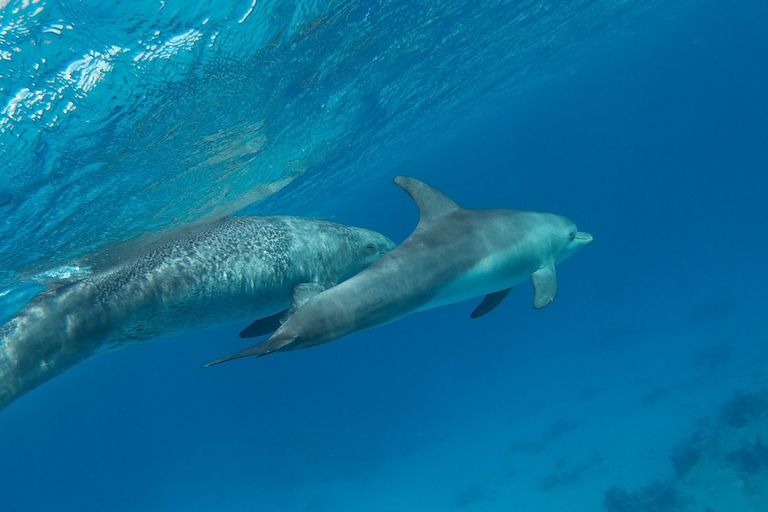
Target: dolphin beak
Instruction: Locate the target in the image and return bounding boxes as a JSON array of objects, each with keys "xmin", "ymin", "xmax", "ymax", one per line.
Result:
[{"xmin": 575, "ymin": 231, "xmax": 593, "ymax": 245}]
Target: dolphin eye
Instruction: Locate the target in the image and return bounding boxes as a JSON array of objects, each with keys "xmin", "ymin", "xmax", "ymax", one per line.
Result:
[
  {"xmin": 366, "ymin": 243, "xmax": 376, "ymax": 251},
  {"xmin": 569, "ymin": 231, "xmax": 576, "ymax": 242}
]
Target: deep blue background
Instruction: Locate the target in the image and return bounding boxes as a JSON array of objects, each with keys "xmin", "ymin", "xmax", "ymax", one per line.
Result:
[{"xmin": 1, "ymin": 1, "xmax": 767, "ymax": 511}]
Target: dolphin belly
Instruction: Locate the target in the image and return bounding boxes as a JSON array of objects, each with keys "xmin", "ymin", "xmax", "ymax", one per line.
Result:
[{"xmin": 415, "ymin": 252, "xmax": 537, "ymax": 313}]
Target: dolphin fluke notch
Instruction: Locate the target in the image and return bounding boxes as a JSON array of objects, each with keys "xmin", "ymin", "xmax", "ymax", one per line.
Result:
[
  {"xmin": 393, "ymin": 176, "xmax": 461, "ymax": 222},
  {"xmin": 204, "ymin": 333, "xmax": 296, "ymax": 367}
]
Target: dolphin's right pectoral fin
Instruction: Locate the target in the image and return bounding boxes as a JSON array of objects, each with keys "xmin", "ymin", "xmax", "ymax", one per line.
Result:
[
  {"xmin": 531, "ymin": 263, "xmax": 557, "ymax": 309},
  {"xmin": 204, "ymin": 333, "xmax": 296, "ymax": 368},
  {"xmin": 470, "ymin": 287, "xmax": 512, "ymax": 318}
]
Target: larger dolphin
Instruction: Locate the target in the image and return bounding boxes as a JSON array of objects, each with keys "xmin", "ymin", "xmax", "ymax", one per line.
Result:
[
  {"xmin": 207, "ymin": 176, "xmax": 592, "ymax": 365},
  {"xmin": 0, "ymin": 216, "xmax": 394, "ymax": 410}
]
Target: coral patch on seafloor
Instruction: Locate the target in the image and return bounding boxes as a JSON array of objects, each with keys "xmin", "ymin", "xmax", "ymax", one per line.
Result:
[
  {"xmin": 603, "ymin": 481, "xmax": 680, "ymax": 512},
  {"xmin": 603, "ymin": 390, "xmax": 768, "ymax": 512}
]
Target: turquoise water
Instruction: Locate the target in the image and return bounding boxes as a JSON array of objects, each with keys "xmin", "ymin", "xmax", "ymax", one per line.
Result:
[{"xmin": 2, "ymin": 0, "xmax": 768, "ymax": 511}]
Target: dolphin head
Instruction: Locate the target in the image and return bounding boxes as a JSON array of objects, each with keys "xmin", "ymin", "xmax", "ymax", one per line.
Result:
[
  {"xmin": 549, "ymin": 214, "xmax": 593, "ymax": 264},
  {"xmin": 337, "ymin": 227, "xmax": 396, "ymax": 280},
  {"xmin": 359, "ymin": 227, "xmax": 397, "ymax": 258}
]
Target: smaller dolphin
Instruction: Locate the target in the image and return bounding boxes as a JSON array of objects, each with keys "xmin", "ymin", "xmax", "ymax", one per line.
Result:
[{"xmin": 206, "ymin": 176, "xmax": 592, "ymax": 366}]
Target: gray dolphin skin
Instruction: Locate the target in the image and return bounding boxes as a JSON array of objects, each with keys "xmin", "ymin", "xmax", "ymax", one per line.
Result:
[
  {"xmin": 206, "ymin": 176, "xmax": 593, "ymax": 366},
  {"xmin": 0, "ymin": 216, "xmax": 395, "ymax": 411}
]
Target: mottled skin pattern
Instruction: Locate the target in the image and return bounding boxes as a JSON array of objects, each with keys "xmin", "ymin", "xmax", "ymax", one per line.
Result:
[{"xmin": 0, "ymin": 216, "xmax": 394, "ymax": 410}]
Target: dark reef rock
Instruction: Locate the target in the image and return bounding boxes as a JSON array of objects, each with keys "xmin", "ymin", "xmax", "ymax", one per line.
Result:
[
  {"xmin": 544, "ymin": 418, "xmax": 582, "ymax": 442},
  {"xmin": 540, "ymin": 453, "xmax": 602, "ymax": 491},
  {"xmin": 603, "ymin": 481, "xmax": 680, "ymax": 512},
  {"xmin": 668, "ymin": 432, "xmax": 707, "ymax": 479},
  {"xmin": 669, "ymin": 445, "xmax": 700, "ymax": 480},
  {"xmin": 539, "ymin": 463, "xmax": 587, "ymax": 490},
  {"xmin": 641, "ymin": 386, "xmax": 671, "ymax": 407},
  {"xmin": 604, "ymin": 389, "xmax": 768, "ymax": 511},
  {"xmin": 727, "ymin": 437, "xmax": 768, "ymax": 475},
  {"xmin": 452, "ymin": 484, "xmax": 491, "ymax": 509},
  {"xmin": 721, "ymin": 391, "xmax": 768, "ymax": 429}
]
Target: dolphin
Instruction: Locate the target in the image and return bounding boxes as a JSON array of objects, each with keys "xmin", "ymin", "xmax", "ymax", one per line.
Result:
[
  {"xmin": 0, "ymin": 216, "xmax": 394, "ymax": 411},
  {"xmin": 206, "ymin": 176, "xmax": 592, "ymax": 366}
]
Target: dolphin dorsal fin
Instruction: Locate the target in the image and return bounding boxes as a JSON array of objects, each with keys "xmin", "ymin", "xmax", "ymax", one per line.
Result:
[{"xmin": 394, "ymin": 176, "xmax": 461, "ymax": 222}]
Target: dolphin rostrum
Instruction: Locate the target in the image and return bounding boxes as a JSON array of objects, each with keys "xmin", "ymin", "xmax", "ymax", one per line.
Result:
[
  {"xmin": 0, "ymin": 216, "xmax": 395, "ymax": 411},
  {"xmin": 206, "ymin": 176, "xmax": 592, "ymax": 366}
]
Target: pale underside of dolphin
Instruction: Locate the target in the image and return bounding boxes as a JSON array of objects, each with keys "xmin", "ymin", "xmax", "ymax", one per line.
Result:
[
  {"xmin": 0, "ymin": 216, "xmax": 394, "ymax": 411},
  {"xmin": 206, "ymin": 176, "xmax": 592, "ymax": 366}
]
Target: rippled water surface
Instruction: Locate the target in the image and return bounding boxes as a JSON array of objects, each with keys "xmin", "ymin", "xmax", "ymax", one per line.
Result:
[{"xmin": 2, "ymin": 0, "xmax": 674, "ymax": 290}]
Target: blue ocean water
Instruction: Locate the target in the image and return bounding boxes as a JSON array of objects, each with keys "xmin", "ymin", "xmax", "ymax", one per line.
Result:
[{"xmin": 1, "ymin": 0, "xmax": 767, "ymax": 511}]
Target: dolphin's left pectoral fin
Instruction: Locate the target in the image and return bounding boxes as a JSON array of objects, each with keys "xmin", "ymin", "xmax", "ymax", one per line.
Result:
[
  {"xmin": 239, "ymin": 283, "xmax": 327, "ymax": 339},
  {"xmin": 239, "ymin": 309, "xmax": 288, "ymax": 338},
  {"xmin": 287, "ymin": 282, "xmax": 327, "ymax": 316},
  {"xmin": 531, "ymin": 263, "xmax": 557, "ymax": 309},
  {"xmin": 470, "ymin": 288, "xmax": 512, "ymax": 318}
]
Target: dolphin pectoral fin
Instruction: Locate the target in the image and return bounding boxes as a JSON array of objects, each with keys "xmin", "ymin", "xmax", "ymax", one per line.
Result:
[
  {"xmin": 531, "ymin": 263, "xmax": 558, "ymax": 309},
  {"xmin": 470, "ymin": 287, "xmax": 513, "ymax": 319},
  {"xmin": 239, "ymin": 309, "xmax": 288, "ymax": 338},
  {"xmin": 204, "ymin": 333, "xmax": 297, "ymax": 367},
  {"xmin": 287, "ymin": 282, "xmax": 327, "ymax": 316},
  {"xmin": 269, "ymin": 282, "xmax": 328, "ymax": 328}
]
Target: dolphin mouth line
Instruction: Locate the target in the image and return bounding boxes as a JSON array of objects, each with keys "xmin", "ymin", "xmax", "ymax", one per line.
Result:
[{"xmin": 575, "ymin": 232, "xmax": 593, "ymax": 243}]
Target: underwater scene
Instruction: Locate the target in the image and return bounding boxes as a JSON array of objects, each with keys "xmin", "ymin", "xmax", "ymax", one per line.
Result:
[{"xmin": 1, "ymin": 0, "xmax": 767, "ymax": 511}]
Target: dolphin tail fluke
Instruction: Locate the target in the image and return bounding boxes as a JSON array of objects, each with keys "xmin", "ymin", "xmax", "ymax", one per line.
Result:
[{"xmin": 203, "ymin": 332, "xmax": 296, "ymax": 368}]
